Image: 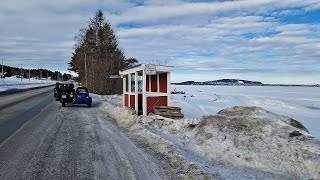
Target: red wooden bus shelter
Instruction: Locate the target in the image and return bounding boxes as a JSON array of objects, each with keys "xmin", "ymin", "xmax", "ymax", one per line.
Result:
[{"xmin": 119, "ymin": 64, "xmax": 174, "ymax": 116}]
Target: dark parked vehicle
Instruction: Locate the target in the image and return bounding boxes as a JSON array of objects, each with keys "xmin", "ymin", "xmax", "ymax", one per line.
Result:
[
  {"xmin": 54, "ymin": 82, "xmax": 74, "ymax": 101},
  {"xmin": 55, "ymin": 83, "xmax": 92, "ymax": 107}
]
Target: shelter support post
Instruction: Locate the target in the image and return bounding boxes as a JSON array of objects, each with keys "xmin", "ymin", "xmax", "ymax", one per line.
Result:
[
  {"xmin": 134, "ymin": 72, "xmax": 138, "ymax": 113},
  {"xmin": 142, "ymin": 70, "xmax": 147, "ymax": 116},
  {"xmin": 123, "ymin": 76, "xmax": 126, "ymax": 107},
  {"xmin": 128, "ymin": 73, "xmax": 131, "ymax": 108},
  {"xmin": 167, "ymin": 72, "xmax": 171, "ymax": 105}
]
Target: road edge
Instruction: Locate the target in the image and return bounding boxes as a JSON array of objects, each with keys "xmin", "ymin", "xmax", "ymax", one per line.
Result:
[
  {"xmin": 0, "ymin": 84, "xmax": 55, "ymax": 96},
  {"xmin": 0, "ymin": 86, "xmax": 54, "ymax": 111}
]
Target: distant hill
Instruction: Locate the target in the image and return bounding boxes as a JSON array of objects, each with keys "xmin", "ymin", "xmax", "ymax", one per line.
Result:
[{"xmin": 172, "ymin": 79, "xmax": 264, "ymax": 86}]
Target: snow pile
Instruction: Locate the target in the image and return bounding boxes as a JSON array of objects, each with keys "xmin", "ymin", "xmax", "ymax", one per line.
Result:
[
  {"xmin": 189, "ymin": 106, "xmax": 320, "ymax": 179},
  {"xmin": 100, "ymin": 95, "xmax": 123, "ymax": 107},
  {"xmin": 99, "ymin": 101, "xmax": 212, "ymax": 179},
  {"xmin": 99, "ymin": 96, "xmax": 320, "ymax": 179}
]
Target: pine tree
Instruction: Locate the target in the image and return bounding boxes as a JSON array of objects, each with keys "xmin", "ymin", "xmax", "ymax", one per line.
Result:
[{"xmin": 69, "ymin": 10, "xmax": 138, "ymax": 95}]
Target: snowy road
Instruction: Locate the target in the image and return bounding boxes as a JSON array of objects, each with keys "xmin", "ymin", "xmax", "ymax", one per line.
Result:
[{"xmin": 0, "ymin": 89, "xmax": 162, "ymax": 180}]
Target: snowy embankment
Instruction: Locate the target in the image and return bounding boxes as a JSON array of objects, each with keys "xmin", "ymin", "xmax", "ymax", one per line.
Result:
[
  {"xmin": 0, "ymin": 77, "xmax": 55, "ymax": 92},
  {"xmin": 99, "ymin": 95, "xmax": 320, "ymax": 180},
  {"xmin": 97, "ymin": 95, "xmax": 212, "ymax": 179}
]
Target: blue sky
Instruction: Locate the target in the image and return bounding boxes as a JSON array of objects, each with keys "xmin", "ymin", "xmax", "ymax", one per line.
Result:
[{"xmin": 0, "ymin": 0, "xmax": 319, "ymax": 84}]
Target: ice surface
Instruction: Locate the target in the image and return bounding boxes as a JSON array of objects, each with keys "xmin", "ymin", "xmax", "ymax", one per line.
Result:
[{"xmin": 171, "ymin": 85, "xmax": 320, "ymax": 139}]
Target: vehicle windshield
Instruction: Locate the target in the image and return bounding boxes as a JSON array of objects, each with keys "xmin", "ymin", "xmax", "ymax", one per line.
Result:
[{"xmin": 77, "ymin": 88, "xmax": 88, "ymax": 94}]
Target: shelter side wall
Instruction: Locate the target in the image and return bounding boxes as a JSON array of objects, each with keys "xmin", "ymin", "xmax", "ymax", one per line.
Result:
[
  {"xmin": 159, "ymin": 73, "xmax": 167, "ymax": 93},
  {"xmin": 147, "ymin": 96, "xmax": 167, "ymax": 114},
  {"xmin": 138, "ymin": 94, "xmax": 142, "ymax": 112},
  {"xmin": 130, "ymin": 95, "xmax": 135, "ymax": 109},
  {"xmin": 124, "ymin": 94, "xmax": 129, "ymax": 107}
]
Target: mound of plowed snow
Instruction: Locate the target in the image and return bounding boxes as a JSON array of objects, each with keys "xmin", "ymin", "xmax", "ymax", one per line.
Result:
[
  {"xmin": 99, "ymin": 95, "xmax": 320, "ymax": 179},
  {"xmin": 190, "ymin": 106, "xmax": 320, "ymax": 179}
]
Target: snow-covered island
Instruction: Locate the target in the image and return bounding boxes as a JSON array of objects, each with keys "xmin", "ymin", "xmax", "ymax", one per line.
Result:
[
  {"xmin": 172, "ymin": 79, "xmax": 264, "ymax": 86},
  {"xmin": 173, "ymin": 79, "xmax": 319, "ymax": 87},
  {"xmin": 96, "ymin": 85, "xmax": 320, "ymax": 179}
]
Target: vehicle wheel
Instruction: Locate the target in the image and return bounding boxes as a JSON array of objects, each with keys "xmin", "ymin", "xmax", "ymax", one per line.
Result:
[
  {"xmin": 62, "ymin": 100, "xmax": 66, "ymax": 107},
  {"xmin": 88, "ymin": 103, "xmax": 91, "ymax": 108}
]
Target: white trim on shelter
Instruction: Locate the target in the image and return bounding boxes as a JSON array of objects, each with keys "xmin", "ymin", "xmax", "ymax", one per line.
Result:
[{"xmin": 119, "ymin": 64, "xmax": 174, "ymax": 75}]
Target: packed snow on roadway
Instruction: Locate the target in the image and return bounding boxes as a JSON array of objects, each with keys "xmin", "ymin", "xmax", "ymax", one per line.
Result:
[
  {"xmin": 0, "ymin": 76, "xmax": 55, "ymax": 92},
  {"xmin": 96, "ymin": 85, "xmax": 320, "ymax": 179}
]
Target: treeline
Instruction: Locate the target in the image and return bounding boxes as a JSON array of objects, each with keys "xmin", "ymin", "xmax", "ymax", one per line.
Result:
[
  {"xmin": 1, "ymin": 65, "xmax": 71, "ymax": 81},
  {"xmin": 68, "ymin": 10, "xmax": 138, "ymax": 95}
]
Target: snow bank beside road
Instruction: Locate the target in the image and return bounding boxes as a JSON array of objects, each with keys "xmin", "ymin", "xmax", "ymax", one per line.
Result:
[
  {"xmin": 98, "ymin": 99, "xmax": 212, "ymax": 179},
  {"xmin": 0, "ymin": 77, "xmax": 55, "ymax": 92},
  {"xmin": 99, "ymin": 95, "xmax": 320, "ymax": 179}
]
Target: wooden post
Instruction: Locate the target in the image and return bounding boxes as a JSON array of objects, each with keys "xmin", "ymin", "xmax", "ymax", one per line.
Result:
[
  {"xmin": 142, "ymin": 69, "xmax": 147, "ymax": 115},
  {"xmin": 135, "ymin": 72, "xmax": 138, "ymax": 113},
  {"xmin": 128, "ymin": 73, "xmax": 131, "ymax": 108},
  {"xmin": 167, "ymin": 72, "xmax": 171, "ymax": 105},
  {"xmin": 123, "ymin": 76, "xmax": 126, "ymax": 107}
]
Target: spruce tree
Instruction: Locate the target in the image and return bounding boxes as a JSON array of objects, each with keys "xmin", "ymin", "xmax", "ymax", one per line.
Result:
[{"xmin": 69, "ymin": 10, "xmax": 138, "ymax": 94}]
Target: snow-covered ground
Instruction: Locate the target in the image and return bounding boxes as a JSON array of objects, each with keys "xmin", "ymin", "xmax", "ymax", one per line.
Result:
[
  {"xmin": 0, "ymin": 77, "xmax": 55, "ymax": 92},
  {"xmin": 171, "ymin": 85, "xmax": 320, "ymax": 139},
  {"xmin": 97, "ymin": 85, "xmax": 320, "ymax": 179},
  {"xmin": 98, "ymin": 95, "xmax": 320, "ymax": 179}
]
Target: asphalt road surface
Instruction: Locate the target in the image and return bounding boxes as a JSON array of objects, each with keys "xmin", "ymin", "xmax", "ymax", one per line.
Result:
[{"xmin": 0, "ymin": 87, "xmax": 162, "ymax": 180}]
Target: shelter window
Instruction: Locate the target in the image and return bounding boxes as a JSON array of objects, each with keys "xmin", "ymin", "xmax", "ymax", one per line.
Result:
[
  {"xmin": 125, "ymin": 75, "xmax": 129, "ymax": 92},
  {"xmin": 131, "ymin": 74, "xmax": 135, "ymax": 92},
  {"xmin": 138, "ymin": 72, "xmax": 143, "ymax": 92}
]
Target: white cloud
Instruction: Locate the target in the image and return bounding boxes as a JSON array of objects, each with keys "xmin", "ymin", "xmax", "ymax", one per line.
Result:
[
  {"xmin": 111, "ymin": 0, "xmax": 320, "ymax": 24},
  {"xmin": 116, "ymin": 12, "xmax": 320, "ymax": 84},
  {"xmin": 0, "ymin": 0, "xmax": 319, "ymax": 83}
]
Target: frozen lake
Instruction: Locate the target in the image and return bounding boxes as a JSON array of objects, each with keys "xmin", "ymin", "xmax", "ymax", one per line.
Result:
[{"xmin": 171, "ymin": 85, "xmax": 320, "ymax": 139}]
